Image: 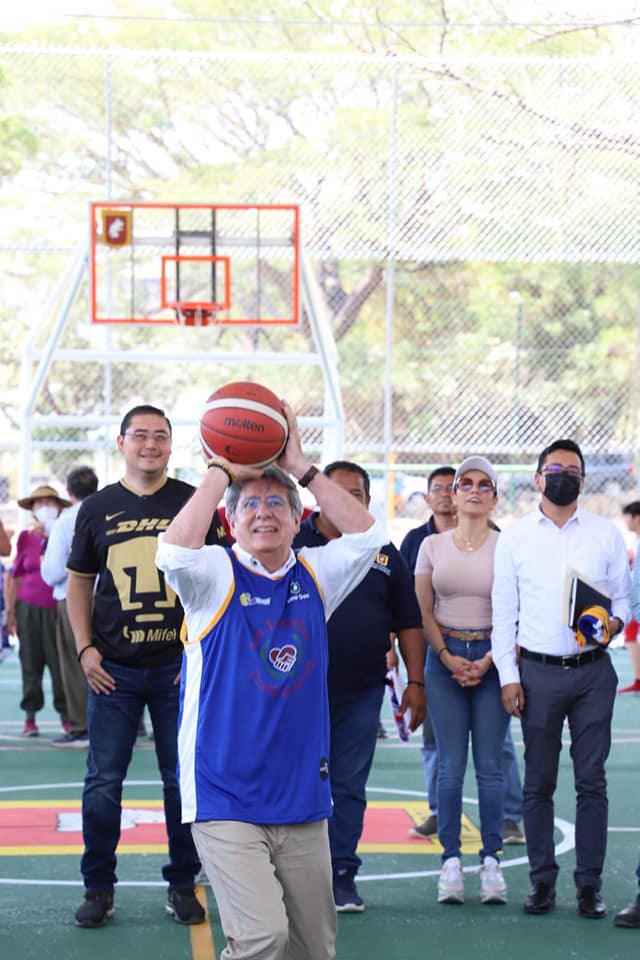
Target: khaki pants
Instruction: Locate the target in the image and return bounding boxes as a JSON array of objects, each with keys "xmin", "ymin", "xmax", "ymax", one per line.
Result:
[
  {"xmin": 191, "ymin": 819, "xmax": 336, "ymax": 960},
  {"xmin": 55, "ymin": 600, "xmax": 88, "ymax": 734},
  {"xmin": 16, "ymin": 601, "xmax": 66, "ymax": 718}
]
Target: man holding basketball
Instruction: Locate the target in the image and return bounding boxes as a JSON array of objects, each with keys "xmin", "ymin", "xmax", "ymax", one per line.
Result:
[{"xmin": 156, "ymin": 399, "xmax": 387, "ymax": 960}]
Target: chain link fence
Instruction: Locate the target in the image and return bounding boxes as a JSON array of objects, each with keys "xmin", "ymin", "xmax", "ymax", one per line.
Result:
[{"xmin": 2, "ymin": 41, "xmax": 640, "ymax": 523}]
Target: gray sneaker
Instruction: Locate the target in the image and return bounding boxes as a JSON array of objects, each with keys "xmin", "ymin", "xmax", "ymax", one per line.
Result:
[
  {"xmin": 409, "ymin": 813, "xmax": 438, "ymax": 838},
  {"xmin": 52, "ymin": 730, "xmax": 89, "ymax": 749},
  {"xmin": 501, "ymin": 819, "xmax": 525, "ymax": 844}
]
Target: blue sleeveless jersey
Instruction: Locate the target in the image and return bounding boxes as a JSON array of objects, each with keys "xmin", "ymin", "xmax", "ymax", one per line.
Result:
[{"xmin": 178, "ymin": 550, "xmax": 331, "ymax": 824}]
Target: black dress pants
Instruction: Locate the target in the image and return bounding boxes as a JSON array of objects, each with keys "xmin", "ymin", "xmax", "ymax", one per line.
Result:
[{"xmin": 519, "ymin": 653, "xmax": 617, "ymax": 890}]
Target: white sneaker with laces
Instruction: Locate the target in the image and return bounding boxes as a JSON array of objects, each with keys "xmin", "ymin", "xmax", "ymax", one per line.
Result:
[
  {"xmin": 480, "ymin": 856, "xmax": 507, "ymax": 904},
  {"xmin": 438, "ymin": 857, "xmax": 464, "ymax": 904}
]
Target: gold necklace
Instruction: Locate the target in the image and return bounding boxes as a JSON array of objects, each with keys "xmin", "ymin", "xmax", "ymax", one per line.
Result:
[{"xmin": 454, "ymin": 528, "xmax": 490, "ymax": 552}]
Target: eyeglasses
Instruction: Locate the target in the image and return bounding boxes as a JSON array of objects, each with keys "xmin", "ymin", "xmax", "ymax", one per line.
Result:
[
  {"xmin": 456, "ymin": 478, "xmax": 494, "ymax": 493},
  {"xmin": 238, "ymin": 495, "xmax": 289, "ymax": 513},
  {"xmin": 123, "ymin": 430, "xmax": 171, "ymax": 443},
  {"xmin": 430, "ymin": 483, "xmax": 454, "ymax": 494},
  {"xmin": 540, "ymin": 463, "xmax": 583, "ymax": 478}
]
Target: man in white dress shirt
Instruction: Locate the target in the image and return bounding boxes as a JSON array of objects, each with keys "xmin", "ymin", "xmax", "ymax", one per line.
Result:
[{"xmin": 491, "ymin": 439, "xmax": 630, "ymax": 920}]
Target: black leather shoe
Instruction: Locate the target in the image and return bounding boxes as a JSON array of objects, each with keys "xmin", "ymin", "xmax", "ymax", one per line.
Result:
[
  {"xmin": 614, "ymin": 895, "xmax": 640, "ymax": 928},
  {"xmin": 524, "ymin": 882, "xmax": 556, "ymax": 914},
  {"xmin": 577, "ymin": 885, "xmax": 607, "ymax": 919}
]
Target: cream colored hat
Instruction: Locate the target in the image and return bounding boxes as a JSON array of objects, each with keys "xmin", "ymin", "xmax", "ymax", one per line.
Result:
[
  {"xmin": 453, "ymin": 456, "xmax": 498, "ymax": 491},
  {"xmin": 17, "ymin": 484, "xmax": 71, "ymax": 511}
]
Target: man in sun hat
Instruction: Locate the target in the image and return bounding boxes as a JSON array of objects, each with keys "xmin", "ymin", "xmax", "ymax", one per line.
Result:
[{"xmin": 16, "ymin": 484, "xmax": 71, "ymax": 513}]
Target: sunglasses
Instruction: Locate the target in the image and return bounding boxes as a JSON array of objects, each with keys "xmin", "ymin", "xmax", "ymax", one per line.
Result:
[{"xmin": 456, "ymin": 478, "xmax": 494, "ymax": 493}]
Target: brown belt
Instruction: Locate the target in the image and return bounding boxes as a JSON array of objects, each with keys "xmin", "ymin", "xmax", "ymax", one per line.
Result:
[{"xmin": 438, "ymin": 626, "xmax": 492, "ymax": 641}]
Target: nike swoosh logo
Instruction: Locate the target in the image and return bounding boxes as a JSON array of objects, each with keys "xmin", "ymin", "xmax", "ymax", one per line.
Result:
[{"xmin": 105, "ymin": 511, "xmax": 125, "ymax": 521}]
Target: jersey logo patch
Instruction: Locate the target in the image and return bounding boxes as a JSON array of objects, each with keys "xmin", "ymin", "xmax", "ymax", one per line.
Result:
[
  {"xmin": 268, "ymin": 644, "xmax": 297, "ymax": 672},
  {"xmin": 287, "ymin": 579, "xmax": 310, "ymax": 604},
  {"xmin": 240, "ymin": 592, "xmax": 271, "ymax": 607}
]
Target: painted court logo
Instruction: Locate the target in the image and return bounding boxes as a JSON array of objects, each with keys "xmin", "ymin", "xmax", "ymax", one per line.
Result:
[{"xmin": 0, "ymin": 799, "xmax": 482, "ymax": 856}]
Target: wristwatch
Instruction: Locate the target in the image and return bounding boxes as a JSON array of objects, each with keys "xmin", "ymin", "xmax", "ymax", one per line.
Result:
[{"xmin": 298, "ymin": 466, "xmax": 319, "ymax": 488}]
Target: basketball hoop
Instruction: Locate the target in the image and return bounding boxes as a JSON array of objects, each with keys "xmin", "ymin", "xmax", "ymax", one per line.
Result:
[
  {"xmin": 90, "ymin": 202, "xmax": 300, "ymax": 325},
  {"xmin": 174, "ymin": 305, "xmax": 213, "ymax": 327}
]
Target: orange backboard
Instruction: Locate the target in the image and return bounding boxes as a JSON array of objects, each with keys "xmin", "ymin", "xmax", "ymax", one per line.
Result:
[{"xmin": 90, "ymin": 202, "xmax": 300, "ymax": 325}]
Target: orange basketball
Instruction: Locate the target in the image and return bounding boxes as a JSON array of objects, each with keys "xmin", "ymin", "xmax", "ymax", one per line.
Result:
[{"xmin": 199, "ymin": 381, "xmax": 289, "ymax": 469}]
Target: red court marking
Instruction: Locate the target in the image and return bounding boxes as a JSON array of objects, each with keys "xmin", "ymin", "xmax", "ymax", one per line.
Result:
[
  {"xmin": 360, "ymin": 805, "xmax": 435, "ymax": 846},
  {"xmin": 0, "ymin": 799, "xmax": 480, "ymax": 856}
]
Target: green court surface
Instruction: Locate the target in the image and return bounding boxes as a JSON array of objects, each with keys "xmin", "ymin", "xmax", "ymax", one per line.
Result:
[{"xmin": 1, "ymin": 645, "xmax": 638, "ymax": 960}]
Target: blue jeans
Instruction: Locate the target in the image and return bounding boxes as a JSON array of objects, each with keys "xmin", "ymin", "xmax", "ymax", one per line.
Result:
[
  {"xmin": 81, "ymin": 657, "xmax": 200, "ymax": 891},
  {"xmin": 502, "ymin": 724, "xmax": 523, "ymax": 820},
  {"xmin": 420, "ymin": 707, "xmax": 438, "ymax": 812},
  {"xmin": 422, "ymin": 721, "xmax": 522, "ymax": 819},
  {"xmin": 425, "ymin": 636, "xmax": 510, "ymax": 862},
  {"xmin": 328, "ymin": 685, "xmax": 385, "ymax": 878}
]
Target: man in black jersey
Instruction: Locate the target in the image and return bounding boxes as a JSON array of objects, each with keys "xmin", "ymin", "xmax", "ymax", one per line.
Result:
[{"xmin": 67, "ymin": 404, "xmax": 228, "ymax": 929}]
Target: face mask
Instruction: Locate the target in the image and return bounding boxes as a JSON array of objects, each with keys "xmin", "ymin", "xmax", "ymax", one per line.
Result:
[
  {"xmin": 33, "ymin": 504, "xmax": 59, "ymax": 531},
  {"xmin": 542, "ymin": 472, "xmax": 581, "ymax": 507}
]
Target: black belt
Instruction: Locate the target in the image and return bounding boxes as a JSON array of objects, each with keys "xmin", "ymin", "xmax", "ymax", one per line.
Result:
[{"xmin": 519, "ymin": 646, "xmax": 606, "ymax": 668}]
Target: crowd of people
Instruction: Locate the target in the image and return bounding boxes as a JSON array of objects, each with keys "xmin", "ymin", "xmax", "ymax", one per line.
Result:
[{"xmin": 1, "ymin": 403, "xmax": 640, "ymax": 957}]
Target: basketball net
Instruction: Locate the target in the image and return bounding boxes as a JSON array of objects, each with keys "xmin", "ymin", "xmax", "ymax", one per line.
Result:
[{"xmin": 174, "ymin": 305, "xmax": 213, "ymax": 327}]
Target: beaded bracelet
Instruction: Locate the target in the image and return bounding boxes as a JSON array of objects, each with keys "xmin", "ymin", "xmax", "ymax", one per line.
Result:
[{"xmin": 207, "ymin": 461, "xmax": 236, "ymax": 485}]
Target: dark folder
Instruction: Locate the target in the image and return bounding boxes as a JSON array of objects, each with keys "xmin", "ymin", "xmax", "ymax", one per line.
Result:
[{"xmin": 565, "ymin": 569, "xmax": 611, "ymax": 630}]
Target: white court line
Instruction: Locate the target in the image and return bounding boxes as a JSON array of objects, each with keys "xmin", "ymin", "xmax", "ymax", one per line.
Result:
[{"xmin": 361, "ymin": 786, "xmax": 569, "ymax": 880}]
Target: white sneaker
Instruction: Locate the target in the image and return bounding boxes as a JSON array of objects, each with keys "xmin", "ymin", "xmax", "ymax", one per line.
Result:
[
  {"xmin": 480, "ymin": 856, "xmax": 507, "ymax": 904},
  {"xmin": 438, "ymin": 857, "xmax": 464, "ymax": 904}
]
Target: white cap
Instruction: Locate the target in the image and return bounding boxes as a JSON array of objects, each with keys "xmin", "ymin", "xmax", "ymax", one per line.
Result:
[{"xmin": 454, "ymin": 456, "xmax": 498, "ymax": 491}]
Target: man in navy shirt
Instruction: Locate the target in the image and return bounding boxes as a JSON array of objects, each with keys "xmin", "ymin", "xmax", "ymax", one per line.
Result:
[
  {"xmin": 399, "ymin": 467, "xmax": 456, "ymax": 574},
  {"xmin": 294, "ymin": 460, "xmax": 426, "ymax": 912}
]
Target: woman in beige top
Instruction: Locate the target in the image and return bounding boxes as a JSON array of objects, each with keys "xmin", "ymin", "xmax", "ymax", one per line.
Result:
[{"xmin": 414, "ymin": 456, "xmax": 509, "ymax": 907}]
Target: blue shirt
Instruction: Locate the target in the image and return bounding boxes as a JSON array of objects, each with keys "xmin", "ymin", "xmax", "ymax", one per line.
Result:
[
  {"xmin": 157, "ymin": 518, "xmax": 387, "ymax": 824},
  {"xmin": 178, "ymin": 551, "xmax": 330, "ymax": 823}
]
